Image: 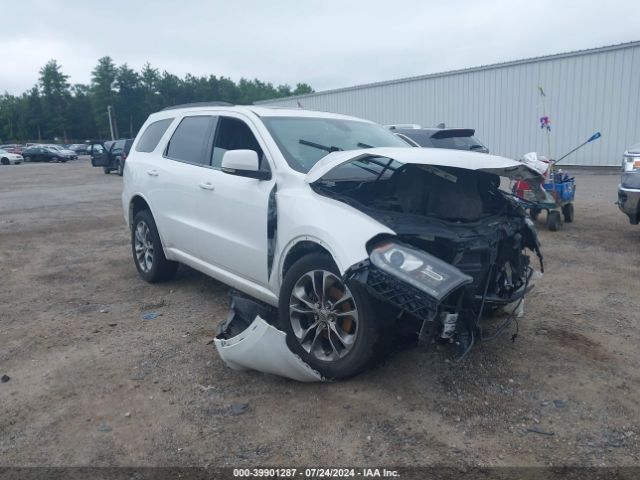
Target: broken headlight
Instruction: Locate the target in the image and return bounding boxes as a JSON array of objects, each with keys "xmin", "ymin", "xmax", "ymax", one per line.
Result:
[{"xmin": 369, "ymin": 242, "xmax": 473, "ymax": 302}]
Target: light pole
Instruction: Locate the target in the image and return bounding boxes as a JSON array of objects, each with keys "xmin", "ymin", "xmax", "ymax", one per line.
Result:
[{"xmin": 107, "ymin": 105, "xmax": 116, "ymax": 141}]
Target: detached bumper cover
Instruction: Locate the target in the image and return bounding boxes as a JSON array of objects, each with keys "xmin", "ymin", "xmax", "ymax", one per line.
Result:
[{"xmin": 214, "ymin": 293, "xmax": 323, "ymax": 382}]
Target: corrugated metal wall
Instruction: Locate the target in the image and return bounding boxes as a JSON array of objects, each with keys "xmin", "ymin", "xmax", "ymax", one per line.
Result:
[{"xmin": 258, "ymin": 42, "xmax": 640, "ymax": 166}]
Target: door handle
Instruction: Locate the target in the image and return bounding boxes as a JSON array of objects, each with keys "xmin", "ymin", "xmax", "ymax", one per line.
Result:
[
  {"xmin": 199, "ymin": 182, "xmax": 215, "ymax": 191},
  {"xmin": 146, "ymin": 169, "xmax": 159, "ymax": 176}
]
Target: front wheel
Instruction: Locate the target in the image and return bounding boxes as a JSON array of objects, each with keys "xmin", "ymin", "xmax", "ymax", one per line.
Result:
[
  {"xmin": 25, "ymin": 156, "xmax": 31, "ymax": 162},
  {"xmin": 131, "ymin": 210, "xmax": 178, "ymax": 283},
  {"xmin": 278, "ymin": 253, "xmax": 382, "ymax": 379},
  {"xmin": 1, "ymin": 158, "xmax": 9, "ymax": 165},
  {"xmin": 103, "ymin": 167, "xmax": 111, "ymax": 174}
]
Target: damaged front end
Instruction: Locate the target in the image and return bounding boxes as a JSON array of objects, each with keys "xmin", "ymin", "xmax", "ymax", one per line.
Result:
[{"xmin": 311, "ymin": 152, "xmax": 544, "ymax": 355}]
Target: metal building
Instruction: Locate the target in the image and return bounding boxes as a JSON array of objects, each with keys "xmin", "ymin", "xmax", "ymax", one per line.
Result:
[{"xmin": 258, "ymin": 41, "xmax": 640, "ymax": 166}]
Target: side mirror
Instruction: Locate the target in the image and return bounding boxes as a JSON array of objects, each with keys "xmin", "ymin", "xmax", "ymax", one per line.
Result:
[{"xmin": 221, "ymin": 150, "xmax": 271, "ymax": 180}]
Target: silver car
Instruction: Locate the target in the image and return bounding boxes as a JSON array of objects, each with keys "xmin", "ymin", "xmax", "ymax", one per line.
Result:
[{"xmin": 0, "ymin": 149, "xmax": 23, "ymax": 165}]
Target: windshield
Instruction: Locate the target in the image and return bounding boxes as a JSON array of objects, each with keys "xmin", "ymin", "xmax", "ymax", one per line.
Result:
[{"xmin": 262, "ymin": 116, "xmax": 409, "ymax": 173}]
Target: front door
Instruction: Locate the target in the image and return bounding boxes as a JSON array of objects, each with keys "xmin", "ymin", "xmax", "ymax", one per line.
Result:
[
  {"xmin": 89, "ymin": 143, "xmax": 108, "ymax": 167},
  {"xmin": 194, "ymin": 115, "xmax": 275, "ymax": 286}
]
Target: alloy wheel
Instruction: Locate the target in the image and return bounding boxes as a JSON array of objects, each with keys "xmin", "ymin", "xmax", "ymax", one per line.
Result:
[
  {"xmin": 289, "ymin": 270, "xmax": 359, "ymax": 361},
  {"xmin": 134, "ymin": 220, "xmax": 154, "ymax": 272}
]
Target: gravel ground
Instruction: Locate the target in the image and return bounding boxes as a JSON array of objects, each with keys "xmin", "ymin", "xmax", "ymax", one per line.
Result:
[{"xmin": 0, "ymin": 159, "xmax": 639, "ymax": 468}]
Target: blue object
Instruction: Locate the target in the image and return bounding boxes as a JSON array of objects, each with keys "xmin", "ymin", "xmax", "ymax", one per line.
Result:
[
  {"xmin": 588, "ymin": 132, "xmax": 601, "ymax": 142},
  {"xmin": 142, "ymin": 312, "xmax": 160, "ymax": 320},
  {"xmin": 544, "ymin": 178, "xmax": 575, "ymax": 202}
]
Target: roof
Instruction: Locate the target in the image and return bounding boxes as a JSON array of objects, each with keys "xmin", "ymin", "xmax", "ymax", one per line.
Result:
[
  {"xmin": 147, "ymin": 104, "xmax": 373, "ymax": 123},
  {"xmin": 257, "ymin": 39, "xmax": 640, "ymax": 104}
]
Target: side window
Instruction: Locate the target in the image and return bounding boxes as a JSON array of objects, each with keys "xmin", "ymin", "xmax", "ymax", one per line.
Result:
[
  {"xmin": 166, "ymin": 116, "xmax": 215, "ymax": 165},
  {"xmin": 211, "ymin": 117, "xmax": 266, "ymax": 169},
  {"xmin": 135, "ymin": 118, "xmax": 174, "ymax": 153}
]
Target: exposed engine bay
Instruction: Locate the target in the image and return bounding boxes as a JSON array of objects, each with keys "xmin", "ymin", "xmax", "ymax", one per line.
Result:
[{"xmin": 312, "ymin": 160, "xmax": 544, "ymax": 357}]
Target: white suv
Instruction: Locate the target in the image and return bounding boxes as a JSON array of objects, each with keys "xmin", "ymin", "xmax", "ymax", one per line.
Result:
[{"xmin": 122, "ymin": 103, "xmax": 544, "ymax": 379}]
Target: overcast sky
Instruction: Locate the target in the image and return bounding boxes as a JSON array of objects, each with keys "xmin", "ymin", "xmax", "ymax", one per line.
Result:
[{"xmin": 1, "ymin": 0, "xmax": 639, "ymax": 96}]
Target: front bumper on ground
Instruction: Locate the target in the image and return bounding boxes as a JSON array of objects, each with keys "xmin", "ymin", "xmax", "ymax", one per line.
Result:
[{"xmin": 618, "ymin": 186, "xmax": 640, "ymax": 224}]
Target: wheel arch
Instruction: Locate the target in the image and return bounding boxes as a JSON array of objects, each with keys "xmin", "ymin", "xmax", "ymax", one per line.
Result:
[{"xmin": 280, "ymin": 239, "xmax": 334, "ymax": 284}]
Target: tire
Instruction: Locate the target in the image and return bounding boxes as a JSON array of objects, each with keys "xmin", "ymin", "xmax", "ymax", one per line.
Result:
[
  {"xmin": 1, "ymin": 158, "xmax": 9, "ymax": 165},
  {"xmin": 52, "ymin": 157, "xmax": 59, "ymax": 162},
  {"xmin": 117, "ymin": 159, "xmax": 124, "ymax": 176},
  {"xmin": 60, "ymin": 159, "xmax": 68, "ymax": 163},
  {"xmin": 103, "ymin": 167, "xmax": 111, "ymax": 174},
  {"xmin": 562, "ymin": 203, "xmax": 574, "ymax": 223},
  {"xmin": 25, "ymin": 156, "xmax": 31, "ymax": 162},
  {"xmin": 547, "ymin": 210, "xmax": 562, "ymax": 231},
  {"xmin": 131, "ymin": 210, "xmax": 178, "ymax": 283},
  {"xmin": 278, "ymin": 253, "xmax": 382, "ymax": 379}
]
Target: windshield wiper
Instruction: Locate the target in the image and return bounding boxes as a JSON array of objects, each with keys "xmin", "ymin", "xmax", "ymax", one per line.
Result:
[
  {"xmin": 299, "ymin": 139, "xmax": 342, "ymax": 153},
  {"xmin": 357, "ymin": 142, "xmax": 373, "ymax": 148}
]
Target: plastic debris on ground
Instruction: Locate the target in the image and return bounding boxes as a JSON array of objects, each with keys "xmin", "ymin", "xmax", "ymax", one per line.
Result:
[{"xmin": 213, "ymin": 292, "xmax": 323, "ymax": 383}]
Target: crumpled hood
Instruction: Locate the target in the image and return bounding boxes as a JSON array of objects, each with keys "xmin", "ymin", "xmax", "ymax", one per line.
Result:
[{"xmin": 305, "ymin": 147, "xmax": 544, "ymax": 183}]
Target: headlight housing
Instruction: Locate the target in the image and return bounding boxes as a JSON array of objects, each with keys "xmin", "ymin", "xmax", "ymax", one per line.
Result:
[{"xmin": 369, "ymin": 242, "xmax": 472, "ymax": 302}]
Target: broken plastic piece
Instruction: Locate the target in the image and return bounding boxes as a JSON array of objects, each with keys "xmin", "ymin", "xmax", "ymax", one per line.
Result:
[{"xmin": 214, "ymin": 316, "xmax": 323, "ymax": 382}]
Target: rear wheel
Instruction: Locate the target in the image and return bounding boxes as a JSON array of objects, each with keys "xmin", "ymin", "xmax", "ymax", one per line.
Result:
[
  {"xmin": 562, "ymin": 203, "xmax": 574, "ymax": 223},
  {"xmin": 547, "ymin": 210, "xmax": 562, "ymax": 231},
  {"xmin": 103, "ymin": 167, "xmax": 111, "ymax": 174},
  {"xmin": 25, "ymin": 156, "xmax": 31, "ymax": 162},
  {"xmin": 131, "ymin": 210, "xmax": 178, "ymax": 283},
  {"xmin": 278, "ymin": 253, "xmax": 383, "ymax": 379},
  {"xmin": 117, "ymin": 159, "xmax": 124, "ymax": 176}
]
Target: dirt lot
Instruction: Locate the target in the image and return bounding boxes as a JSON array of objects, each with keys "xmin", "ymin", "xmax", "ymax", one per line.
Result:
[{"xmin": 1, "ymin": 159, "xmax": 639, "ymax": 468}]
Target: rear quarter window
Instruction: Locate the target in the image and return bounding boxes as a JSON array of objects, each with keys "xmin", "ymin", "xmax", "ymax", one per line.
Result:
[{"xmin": 135, "ymin": 118, "xmax": 174, "ymax": 153}]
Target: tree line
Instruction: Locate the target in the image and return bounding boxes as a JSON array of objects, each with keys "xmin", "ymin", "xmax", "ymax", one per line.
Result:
[{"xmin": 0, "ymin": 57, "xmax": 313, "ymax": 143}]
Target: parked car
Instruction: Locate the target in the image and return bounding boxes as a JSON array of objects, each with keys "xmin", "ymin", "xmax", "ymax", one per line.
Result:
[
  {"xmin": 44, "ymin": 145, "xmax": 78, "ymax": 160},
  {"xmin": 0, "ymin": 148, "xmax": 23, "ymax": 165},
  {"xmin": 89, "ymin": 138, "xmax": 134, "ymax": 176},
  {"xmin": 69, "ymin": 143, "xmax": 90, "ymax": 155},
  {"xmin": 388, "ymin": 125, "xmax": 490, "ymax": 153},
  {"xmin": 0, "ymin": 144, "xmax": 24, "ymax": 154},
  {"xmin": 622, "ymin": 142, "xmax": 640, "ymax": 172},
  {"xmin": 122, "ymin": 104, "xmax": 543, "ymax": 379},
  {"xmin": 21, "ymin": 146, "xmax": 69, "ymax": 162},
  {"xmin": 618, "ymin": 170, "xmax": 640, "ymax": 225}
]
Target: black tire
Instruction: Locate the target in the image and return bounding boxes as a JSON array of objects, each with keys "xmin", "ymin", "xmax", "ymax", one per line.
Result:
[
  {"xmin": 1, "ymin": 158, "xmax": 9, "ymax": 165},
  {"xmin": 103, "ymin": 167, "xmax": 111, "ymax": 174},
  {"xmin": 25, "ymin": 156, "xmax": 31, "ymax": 162},
  {"xmin": 60, "ymin": 159, "xmax": 68, "ymax": 163},
  {"xmin": 131, "ymin": 210, "xmax": 178, "ymax": 283},
  {"xmin": 547, "ymin": 210, "xmax": 562, "ymax": 231},
  {"xmin": 278, "ymin": 253, "xmax": 383, "ymax": 379},
  {"xmin": 562, "ymin": 203, "xmax": 574, "ymax": 223},
  {"xmin": 117, "ymin": 158, "xmax": 124, "ymax": 176},
  {"xmin": 52, "ymin": 157, "xmax": 59, "ymax": 162}
]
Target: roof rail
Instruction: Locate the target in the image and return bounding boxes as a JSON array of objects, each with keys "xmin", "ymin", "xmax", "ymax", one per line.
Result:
[{"xmin": 161, "ymin": 101, "xmax": 233, "ymax": 111}]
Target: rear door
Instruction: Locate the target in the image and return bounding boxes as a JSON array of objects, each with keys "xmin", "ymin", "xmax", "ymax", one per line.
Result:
[{"xmin": 146, "ymin": 115, "xmax": 217, "ymax": 258}]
